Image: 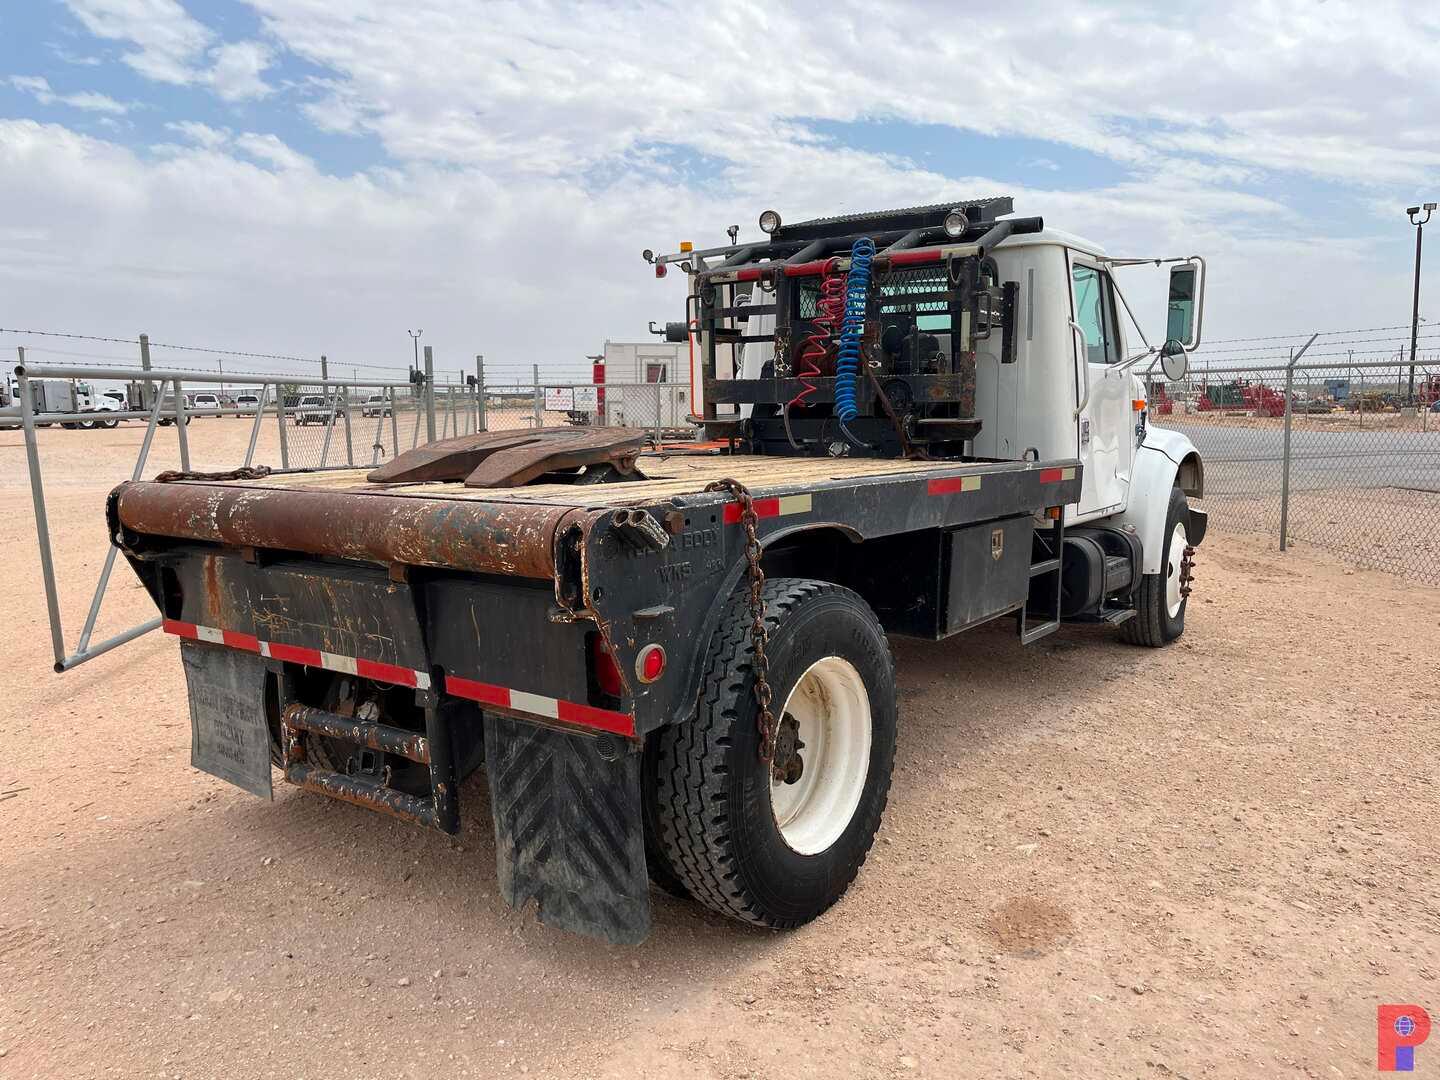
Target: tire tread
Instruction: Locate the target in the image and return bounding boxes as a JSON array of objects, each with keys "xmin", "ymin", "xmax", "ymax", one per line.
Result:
[{"xmin": 654, "ymin": 578, "xmax": 893, "ymax": 928}]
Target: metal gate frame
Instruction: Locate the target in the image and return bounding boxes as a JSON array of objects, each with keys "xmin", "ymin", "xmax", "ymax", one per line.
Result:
[{"xmin": 12, "ymin": 353, "xmax": 421, "ymax": 672}]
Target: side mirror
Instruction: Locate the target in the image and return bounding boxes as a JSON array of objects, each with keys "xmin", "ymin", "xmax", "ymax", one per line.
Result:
[
  {"xmin": 1160, "ymin": 338, "xmax": 1189, "ymax": 381},
  {"xmin": 1166, "ymin": 260, "xmax": 1204, "ymax": 350}
]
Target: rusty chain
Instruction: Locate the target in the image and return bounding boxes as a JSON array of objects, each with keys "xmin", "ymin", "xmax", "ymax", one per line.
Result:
[
  {"xmin": 705, "ymin": 478, "xmax": 779, "ymax": 771},
  {"xmin": 1179, "ymin": 544, "xmax": 1197, "ymax": 599},
  {"xmin": 152, "ymin": 465, "xmax": 273, "ymax": 483}
]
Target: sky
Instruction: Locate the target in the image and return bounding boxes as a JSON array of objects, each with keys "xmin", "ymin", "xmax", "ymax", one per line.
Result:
[{"xmin": 2, "ymin": 0, "xmax": 1439, "ymax": 384}]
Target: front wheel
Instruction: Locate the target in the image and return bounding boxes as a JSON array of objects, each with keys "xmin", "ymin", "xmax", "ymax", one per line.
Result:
[
  {"xmin": 650, "ymin": 578, "xmax": 897, "ymax": 929},
  {"xmin": 1120, "ymin": 485, "xmax": 1193, "ymax": 647}
]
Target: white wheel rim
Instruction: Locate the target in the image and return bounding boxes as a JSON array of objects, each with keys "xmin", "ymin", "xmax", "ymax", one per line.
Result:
[
  {"xmin": 769, "ymin": 656, "xmax": 872, "ymax": 856},
  {"xmin": 1165, "ymin": 521, "xmax": 1189, "ymax": 618}
]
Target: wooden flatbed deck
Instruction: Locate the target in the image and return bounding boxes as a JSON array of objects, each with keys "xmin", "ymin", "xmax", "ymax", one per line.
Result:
[{"xmin": 202, "ymin": 453, "xmax": 1029, "ymax": 509}]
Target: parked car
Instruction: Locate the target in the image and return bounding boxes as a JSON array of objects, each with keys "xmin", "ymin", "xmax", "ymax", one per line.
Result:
[
  {"xmin": 361, "ymin": 394, "xmax": 392, "ymax": 418},
  {"xmin": 235, "ymin": 393, "xmax": 262, "ymax": 413},
  {"xmin": 294, "ymin": 394, "xmax": 346, "ymax": 425},
  {"xmin": 191, "ymin": 392, "xmax": 222, "ymax": 416}
]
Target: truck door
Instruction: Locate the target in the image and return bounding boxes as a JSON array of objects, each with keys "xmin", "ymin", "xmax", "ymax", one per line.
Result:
[{"xmin": 1068, "ymin": 257, "xmax": 1131, "ymax": 518}]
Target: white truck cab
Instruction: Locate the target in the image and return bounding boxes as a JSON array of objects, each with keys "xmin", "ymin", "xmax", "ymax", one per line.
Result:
[
  {"xmin": 976, "ymin": 229, "xmax": 1206, "ymax": 577},
  {"xmin": 658, "ymin": 201, "xmax": 1208, "ymax": 646}
]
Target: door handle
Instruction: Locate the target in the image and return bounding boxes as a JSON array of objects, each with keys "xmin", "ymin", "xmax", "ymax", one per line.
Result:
[{"xmin": 1068, "ymin": 320, "xmax": 1091, "ymax": 419}]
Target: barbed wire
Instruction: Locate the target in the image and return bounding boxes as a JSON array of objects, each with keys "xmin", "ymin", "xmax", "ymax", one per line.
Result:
[{"xmin": 1199, "ymin": 323, "xmax": 1419, "ymax": 346}]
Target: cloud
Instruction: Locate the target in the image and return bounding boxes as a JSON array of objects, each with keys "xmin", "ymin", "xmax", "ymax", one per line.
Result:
[
  {"xmin": 9, "ymin": 74, "xmax": 130, "ymax": 114},
  {"xmin": 9, "ymin": 0, "xmax": 1438, "ymax": 376},
  {"xmin": 163, "ymin": 120, "xmax": 230, "ymax": 148},
  {"xmin": 247, "ymin": 0, "xmax": 1440, "ymax": 190},
  {"xmin": 62, "ymin": 0, "xmax": 275, "ymax": 100},
  {"xmin": 46, "ymin": 43, "xmax": 104, "ymax": 67},
  {"xmin": 234, "ymin": 131, "xmax": 312, "ymax": 171},
  {"xmin": 64, "ymin": 0, "xmax": 214, "ymax": 85},
  {"xmin": 208, "ymin": 40, "xmax": 276, "ymax": 102},
  {"xmin": 1, "ymin": 113, "xmax": 1414, "ymax": 385}
]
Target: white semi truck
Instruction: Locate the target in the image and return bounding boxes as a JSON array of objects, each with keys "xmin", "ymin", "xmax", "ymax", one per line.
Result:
[{"xmin": 105, "ymin": 198, "xmax": 1207, "ymax": 945}]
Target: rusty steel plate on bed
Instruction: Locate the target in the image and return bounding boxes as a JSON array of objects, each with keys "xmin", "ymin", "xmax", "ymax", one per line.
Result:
[{"xmin": 366, "ymin": 428, "xmax": 648, "ymax": 488}]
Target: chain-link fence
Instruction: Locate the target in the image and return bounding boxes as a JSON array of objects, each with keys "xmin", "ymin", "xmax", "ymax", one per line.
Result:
[
  {"xmin": 479, "ymin": 381, "xmax": 694, "ymax": 440},
  {"xmin": 1153, "ymin": 357, "xmax": 1440, "ymax": 583}
]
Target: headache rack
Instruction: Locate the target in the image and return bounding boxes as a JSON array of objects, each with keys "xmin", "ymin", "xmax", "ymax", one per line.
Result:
[{"xmin": 650, "ymin": 198, "xmax": 1043, "ymax": 458}]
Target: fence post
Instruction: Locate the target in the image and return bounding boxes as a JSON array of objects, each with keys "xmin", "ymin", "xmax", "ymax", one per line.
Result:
[
  {"xmin": 1279, "ymin": 353, "xmax": 1294, "ymax": 551},
  {"xmin": 137, "ymin": 332, "xmax": 153, "ymax": 412},
  {"xmin": 387, "ymin": 385, "xmax": 400, "ymax": 458},
  {"xmin": 533, "ymin": 363, "xmax": 543, "ymax": 427},
  {"xmin": 321, "ymin": 354, "xmax": 328, "ymax": 383},
  {"xmin": 342, "ymin": 384, "xmax": 354, "ymax": 465},
  {"xmin": 476, "ymin": 354, "xmax": 486, "ymax": 430},
  {"xmin": 319, "ymin": 388, "xmax": 337, "ymax": 467},
  {"xmin": 276, "ymin": 384, "xmax": 290, "ymax": 468},
  {"xmin": 173, "ymin": 378, "xmax": 190, "ymax": 471},
  {"xmin": 1277, "ymin": 332, "xmax": 1319, "ymax": 553},
  {"xmin": 654, "ymin": 381, "xmax": 663, "ymax": 446},
  {"xmin": 16, "ymin": 347, "xmax": 67, "ymax": 669},
  {"xmin": 424, "ymin": 345, "xmax": 437, "ymax": 443},
  {"xmin": 243, "ymin": 380, "xmax": 267, "ymax": 467}
]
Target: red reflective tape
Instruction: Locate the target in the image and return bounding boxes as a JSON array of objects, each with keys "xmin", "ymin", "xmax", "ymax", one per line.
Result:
[
  {"xmin": 444, "ymin": 675, "xmax": 510, "ymax": 708},
  {"xmin": 927, "ymin": 476, "xmax": 965, "ymax": 495},
  {"xmin": 267, "ymin": 642, "xmax": 323, "ymax": 667},
  {"xmin": 162, "ymin": 618, "xmax": 198, "ymax": 639},
  {"xmin": 356, "ymin": 658, "xmax": 418, "ymax": 687},
  {"xmin": 555, "ymin": 700, "xmax": 637, "ymax": 738},
  {"xmin": 886, "ymin": 249, "xmax": 942, "ymax": 266},
  {"xmin": 735, "ymin": 268, "xmax": 763, "ymax": 282},
  {"xmin": 1038, "ymin": 468, "xmax": 1064, "ymax": 483},
  {"xmin": 221, "ymin": 630, "xmax": 260, "ymax": 653},
  {"xmin": 723, "ymin": 497, "xmax": 779, "ymax": 524}
]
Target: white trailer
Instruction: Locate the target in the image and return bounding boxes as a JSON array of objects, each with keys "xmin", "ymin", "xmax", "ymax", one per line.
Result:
[{"xmin": 597, "ymin": 341, "xmax": 692, "ymax": 429}]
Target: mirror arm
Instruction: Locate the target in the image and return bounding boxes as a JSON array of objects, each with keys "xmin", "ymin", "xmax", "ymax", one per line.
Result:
[
  {"xmin": 1110, "ymin": 276, "xmax": 1151, "ymax": 352},
  {"xmin": 1109, "ymin": 346, "xmax": 1158, "ymax": 374}
]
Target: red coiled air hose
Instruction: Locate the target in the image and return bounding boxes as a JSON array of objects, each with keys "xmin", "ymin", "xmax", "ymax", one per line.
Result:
[{"xmin": 788, "ymin": 258, "xmax": 845, "ymax": 410}]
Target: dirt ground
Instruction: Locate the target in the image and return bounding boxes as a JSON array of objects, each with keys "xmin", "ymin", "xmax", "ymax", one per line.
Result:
[{"xmin": 2, "ymin": 422, "xmax": 1438, "ymax": 1079}]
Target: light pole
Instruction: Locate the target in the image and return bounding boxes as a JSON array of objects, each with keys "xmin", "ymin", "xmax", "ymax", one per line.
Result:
[
  {"xmin": 1406, "ymin": 203, "xmax": 1435, "ymax": 405},
  {"xmin": 407, "ymin": 329, "xmax": 423, "ymax": 380}
]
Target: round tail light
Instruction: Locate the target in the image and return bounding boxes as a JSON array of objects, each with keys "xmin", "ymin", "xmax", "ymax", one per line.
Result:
[{"xmin": 636, "ymin": 644, "xmax": 666, "ymax": 683}]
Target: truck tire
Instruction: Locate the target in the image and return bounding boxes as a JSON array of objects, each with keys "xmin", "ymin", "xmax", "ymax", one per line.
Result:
[
  {"xmin": 651, "ymin": 578, "xmax": 897, "ymax": 929},
  {"xmin": 640, "ymin": 737, "xmax": 691, "ymax": 899},
  {"xmin": 1120, "ymin": 485, "xmax": 1191, "ymax": 647}
]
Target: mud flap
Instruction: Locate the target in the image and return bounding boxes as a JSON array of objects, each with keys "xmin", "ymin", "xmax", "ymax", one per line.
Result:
[
  {"xmin": 180, "ymin": 640, "xmax": 273, "ymax": 799},
  {"xmin": 485, "ymin": 716, "xmax": 651, "ymax": 945}
]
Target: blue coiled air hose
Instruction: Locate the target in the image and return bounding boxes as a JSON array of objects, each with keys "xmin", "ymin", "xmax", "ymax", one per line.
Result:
[{"xmin": 834, "ymin": 236, "xmax": 875, "ymax": 448}]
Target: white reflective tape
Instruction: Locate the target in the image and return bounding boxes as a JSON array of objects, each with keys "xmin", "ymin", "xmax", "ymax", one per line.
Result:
[
  {"xmin": 258, "ymin": 641, "xmax": 272, "ymax": 658},
  {"xmin": 776, "ymin": 493, "xmax": 812, "ymax": 516},
  {"xmin": 196, "ymin": 625, "xmax": 225, "ymax": 644},
  {"xmin": 961, "ymin": 475, "xmax": 982, "ymax": 492},
  {"xmin": 508, "ymin": 690, "xmax": 560, "ymax": 719},
  {"xmin": 414, "ymin": 671, "xmax": 432, "ymax": 690},
  {"xmin": 319, "ymin": 651, "xmax": 358, "ymax": 676}
]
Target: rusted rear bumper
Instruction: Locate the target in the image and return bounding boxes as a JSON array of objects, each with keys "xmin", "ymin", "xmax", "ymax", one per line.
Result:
[{"xmin": 112, "ymin": 480, "xmax": 574, "ymax": 579}]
